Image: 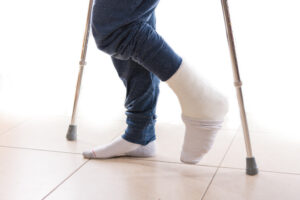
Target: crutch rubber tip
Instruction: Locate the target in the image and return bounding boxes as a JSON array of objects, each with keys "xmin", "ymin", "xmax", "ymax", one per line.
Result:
[
  {"xmin": 246, "ymin": 157, "xmax": 258, "ymax": 175},
  {"xmin": 66, "ymin": 125, "xmax": 77, "ymax": 141}
]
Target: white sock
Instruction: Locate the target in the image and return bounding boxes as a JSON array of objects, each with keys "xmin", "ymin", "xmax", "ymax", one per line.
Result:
[
  {"xmin": 82, "ymin": 136, "xmax": 156, "ymax": 159},
  {"xmin": 166, "ymin": 59, "xmax": 229, "ymax": 164},
  {"xmin": 180, "ymin": 114, "xmax": 223, "ymax": 164},
  {"xmin": 126, "ymin": 140, "xmax": 156, "ymax": 157}
]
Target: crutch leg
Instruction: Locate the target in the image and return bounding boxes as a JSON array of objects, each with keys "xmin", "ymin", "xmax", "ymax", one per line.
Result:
[
  {"xmin": 221, "ymin": 0, "xmax": 258, "ymax": 175},
  {"xmin": 66, "ymin": 0, "xmax": 94, "ymax": 141}
]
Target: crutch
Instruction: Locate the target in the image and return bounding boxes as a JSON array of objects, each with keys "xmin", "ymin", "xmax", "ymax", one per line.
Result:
[
  {"xmin": 221, "ymin": 0, "xmax": 258, "ymax": 175},
  {"xmin": 66, "ymin": 0, "xmax": 94, "ymax": 141}
]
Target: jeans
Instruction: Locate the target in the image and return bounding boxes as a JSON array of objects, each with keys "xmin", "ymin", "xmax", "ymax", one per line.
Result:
[{"xmin": 91, "ymin": 0, "xmax": 182, "ymax": 145}]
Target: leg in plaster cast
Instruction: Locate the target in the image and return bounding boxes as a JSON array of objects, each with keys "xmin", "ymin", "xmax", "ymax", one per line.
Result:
[{"xmin": 166, "ymin": 59, "xmax": 229, "ymax": 164}]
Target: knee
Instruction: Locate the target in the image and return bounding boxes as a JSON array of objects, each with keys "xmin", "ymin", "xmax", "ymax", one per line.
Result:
[
  {"xmin": 92, "ymin": 18, "xmax": 144, "ymax": 60},
  {"xmin": 91, "ymin": 0, "xmax": 159, "ymax": 59},
  {"xmin": 91, "ymin": 2, "xmax": 134, "ymax": 59},
  {"xmin": 91, "ymin": 7, "xmax": 115, "ymax": 55},
  {"xmin": 91, "ymin": 3, "xmax": 152, "ymax": 60}
]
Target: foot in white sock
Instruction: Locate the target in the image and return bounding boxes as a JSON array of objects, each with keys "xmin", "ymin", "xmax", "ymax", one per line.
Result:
[
  {"xmin": 166, "ymin": 59, "xmax": 229, "ymax": 164},
  {"xmin": 126, "ymin": 140, "xmax": 156, "ymax": 157},
  {"xmin": 180, "ymin": 114, "xmax": 223, "ymax": 164},
  {"xmin": 82, "ymin": 136, "xmax": 156, "ymax": 159}
]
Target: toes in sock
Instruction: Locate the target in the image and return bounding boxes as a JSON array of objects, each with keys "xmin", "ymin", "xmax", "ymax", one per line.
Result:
[
  {"xmin": 180, "ymin": 114, "xmax": 223, "ymax": 164},
  {"xmin": 82, "ymin": 136, "xmax": 155, "ymax": 159}
]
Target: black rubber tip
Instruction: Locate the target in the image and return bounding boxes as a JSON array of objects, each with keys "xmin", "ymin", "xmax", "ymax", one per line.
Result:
[
  {"xmin": 66, "ymin": 125, "xmax": 77, "ymax": 141},
  {"xmin": 246, "ymin": 157, "xmax": 258, "ymax": 175}
]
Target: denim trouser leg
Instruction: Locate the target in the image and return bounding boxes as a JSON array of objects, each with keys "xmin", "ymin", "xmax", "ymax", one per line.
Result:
[
  {"xmin": 111, "ymin": 13, "xmax": 160, "ymax": 145},
  {"xmin": 91, "ymin": 0, "xmax": 183, "ymax": 81},
  {"xmin": 91, "ymin": 0, "xmax": 182, "ymax": 145}
]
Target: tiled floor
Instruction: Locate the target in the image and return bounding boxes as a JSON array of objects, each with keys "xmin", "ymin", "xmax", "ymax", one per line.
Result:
[
  {"xmin": 1, "ymin": 0, "xmax": 300, "ymax": 199},
  {"xmin": 0, "ymin": 113, "xmax": 300, "ymax": 200},
  {"xmin": 0, "ymin": 114, "xmax": 26, "ymax": 135}
]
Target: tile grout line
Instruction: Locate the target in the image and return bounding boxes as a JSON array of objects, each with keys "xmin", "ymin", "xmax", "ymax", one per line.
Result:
[
  {"xmin": 138, "ymin": 158, "xmax": 300, "ymax": 177},
  {"xmin": 2, "ymin": 144, "xmax": 300, "ymax": 176},
  {"xmin": 119, "ymin": 157, "xmax": 222, "ymax": 169},
  {"xmin": 0, "ymin": 145, "xmax": 220, "ymax": 168},
  {"xmin": 0, "ymin": 118, "xmax": 29, "ymax": 136},
  {"xmin": 139, "ymin": 158, "xmax": 219, "ymax": 168},
  {"xmin": 41, "ymin": 159, "xmax": 90, "ymax": 200},
  {"xmin": 257, "ymin": 170, "xmax": 300, "ymax": 176},
  {"xmin": 201, "ymin": 124, "xmax": 241, "ymax": 200},
  {"xmin": 218, "ymin": 166, "xmax": 300, "ymax": 176},
  {"xmin": 0, "ymin": 145, "xmax": 83, "ymax": 155},
  {"xmin": 2, "ymin": 123, "xmax": 300, "ymax": 176},
  {"xmin": 216, "ymin": 126, "xmax": 241, "ymax": 168},
  {"xmin": 200, "ymin": 167, "xmax": 220, "ymax": 200}
]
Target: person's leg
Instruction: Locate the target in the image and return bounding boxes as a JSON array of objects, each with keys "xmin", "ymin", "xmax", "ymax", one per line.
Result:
[
  {"xmin": 111, "ymin": 59, "xmax": 160, "ymax": 145},
  {"xmin": 111, "ymin": 12, "xmax": 159, "ymax": 146},
  {"xmin": 83, "ymin": 0, "xmax": 229, "ymax": 163},
  {"xmin": 90, "ymin": 0, "xmax": 182, "ymax": 81},
  {"xmin": 83, "ymin": 12, "xmax": 160, "ymax": 159}
]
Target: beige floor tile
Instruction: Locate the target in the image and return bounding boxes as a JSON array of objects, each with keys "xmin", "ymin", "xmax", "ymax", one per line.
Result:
[
  {"xmin": 45, "ymin": 158, "xmax": 216, "ymax": 200},
  {"xmin": 0, "ymin": 113, "xmax": 26, "ymax": 135},
  {"xmin": 221, "ymin": 129, "xmax": 300, "ymax": 174},
  {"xmin": 140, "ymin": 122, "xmax": 237, "ymax": 166},
  {"xmin": 0, "ymin": 116, "xmax": 126, "ymax": 153},
  {"xmin": 0, "ymin": 146, "xmax": 86, "ymax": 200},
  {"xmin": 203, "ymin": 168, "xmax": 300, "ymax": 200}
]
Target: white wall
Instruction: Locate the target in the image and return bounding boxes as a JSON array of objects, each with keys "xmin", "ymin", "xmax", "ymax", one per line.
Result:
[{"xmin": 1, "ymin": 0, "xmax": 300, "ymax": 128}]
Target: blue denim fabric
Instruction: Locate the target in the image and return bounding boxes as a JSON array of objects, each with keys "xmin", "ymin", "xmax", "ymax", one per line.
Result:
[{"xmin": 91, "ymin": 0, "xmax": 182, "ymax": 145}]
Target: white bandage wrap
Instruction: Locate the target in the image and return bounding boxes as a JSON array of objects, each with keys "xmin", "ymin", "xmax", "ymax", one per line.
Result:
[{"xmin": 166, "ymin": 60, "xmax": 229, "ymax": 164}]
